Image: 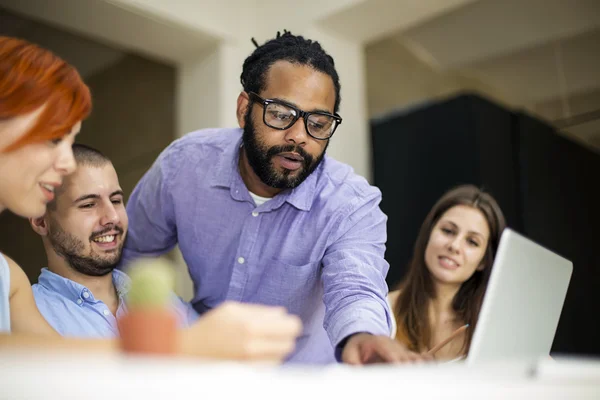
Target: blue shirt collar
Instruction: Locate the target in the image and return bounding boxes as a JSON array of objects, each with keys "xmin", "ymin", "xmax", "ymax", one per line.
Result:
[
  {"xmin": 209, "ymin": 128, "xmax": 317, "ymax": 212},
  {"xmin": 37, "ymin": 268, "xmax": 131, "ymax": 304}
]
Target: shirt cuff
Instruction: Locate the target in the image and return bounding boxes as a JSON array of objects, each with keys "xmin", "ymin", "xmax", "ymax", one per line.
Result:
[
  {"xmin": 334, "ymin": 332, "xmax": 370, "ymax": 362},
  {"xmin": 327, "ymin": 302, "xmax": 392, "ymax": 362}
]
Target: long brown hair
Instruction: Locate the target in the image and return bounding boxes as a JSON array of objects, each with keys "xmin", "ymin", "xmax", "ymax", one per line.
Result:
[
  {"xmin": 0, "ymin": 36, "xmax": 91, "ymax": 152},
  {"xmin": 393, "ymin": 185, "xmax": 506, "ymax": 354}
]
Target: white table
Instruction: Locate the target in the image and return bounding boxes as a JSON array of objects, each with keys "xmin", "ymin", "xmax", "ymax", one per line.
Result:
[{"xmin": 0, "ymin": 351, "xmax": 598, "ymax": 399}]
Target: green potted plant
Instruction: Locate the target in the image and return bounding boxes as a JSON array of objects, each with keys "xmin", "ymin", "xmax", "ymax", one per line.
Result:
[{"xmin": 118, "ymin": 258, "xmax": 178, "ymax": 355}]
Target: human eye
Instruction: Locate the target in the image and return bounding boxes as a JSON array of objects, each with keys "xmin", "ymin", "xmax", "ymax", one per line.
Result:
[
  {"xmin": 467, "ymin": 237, "xmax": 480, "ymax": 247},
  {"xmin": 441, "ymin": 227, "xmax": 454, "ymax": 235}
]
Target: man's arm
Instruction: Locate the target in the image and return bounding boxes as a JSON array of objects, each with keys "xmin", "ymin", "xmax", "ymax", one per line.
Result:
[
  {"xmin": 321, "ymin": 194, "xmax": 392, "ymax": 352},
  {"xmin": 321, "ymin": 195, "xmax": 431, "ymax": 364},
  {"xmin": 120, "ymin": 146, "xmax": 182, "ymax": 267}
]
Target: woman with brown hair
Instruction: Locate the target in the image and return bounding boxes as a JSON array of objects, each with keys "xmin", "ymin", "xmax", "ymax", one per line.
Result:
[
  {"xmin": 0, "ymin": 36, "xmax": 300, "ymax": 361},
  {"xmin": 389, "ymin": 185, "xmax": 506, "ymax": 361}
]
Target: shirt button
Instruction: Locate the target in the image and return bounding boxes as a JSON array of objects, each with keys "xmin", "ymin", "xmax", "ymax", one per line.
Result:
[
  {"xmin": 237, "ymin": 257, "xmax": 245, "ymax": 264},
  {"xmin": 82, "ymin": 292, "xmax": 90, "ymax": 299},
  {"xmin": 103, "ymin": 309, "xmax": 110, "ymax": 316},
  {"xmin": 76, "ymin": 299, "xmax": 83, "ymax": 305},
  {"xmin": 252, "ymin": 211, "xmax": 259, "ymax": 217}
]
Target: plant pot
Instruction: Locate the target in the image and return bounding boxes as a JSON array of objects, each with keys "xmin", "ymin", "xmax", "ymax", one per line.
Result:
[{"xmin": 118, "ymin": 309, "xmax": 178, "ymax": 355}]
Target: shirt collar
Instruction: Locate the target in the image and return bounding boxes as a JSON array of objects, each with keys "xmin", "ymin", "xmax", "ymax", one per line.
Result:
[
  {"xmin": 37, "ymin": 268, "xmax": 131, "ymax": 303},
  {"xmin": 112, "ymin": 269, "xmax": 131, "ymax": 297},
  {"xmin": 209, "ymin": 128, "xmax": 319, "ymax": 212},
  {"xmin": 282, "ymin": 160, "xmax": 319, "ymax": 212},
  {"xmin": 209, "ymin": 130, "xmax": 241, "ymax": 190}
]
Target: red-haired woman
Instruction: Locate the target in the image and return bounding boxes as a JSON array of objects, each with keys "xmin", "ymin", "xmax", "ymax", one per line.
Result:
[
  {"xmin": 389, "ymin": 185, "xmax": 506, "ymax": 361},
  {"xmin": 0, "ymin": 37, "xmax": 301, "ymax": 361},
  {"xmin": 0, "ymin": 36, "xmax": 90, "ymax": 337}
]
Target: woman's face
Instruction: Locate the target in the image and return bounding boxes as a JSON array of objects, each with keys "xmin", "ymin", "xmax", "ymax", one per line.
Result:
[
  {"xmin": 0, "ymin": 106, "xmax": 80, "ymax": 218},
  {"xmin": 424, "ymin": 205, "xmax": 490, "ymax": 287}
]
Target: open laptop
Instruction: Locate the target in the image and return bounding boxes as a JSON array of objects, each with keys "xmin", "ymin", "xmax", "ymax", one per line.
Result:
[{"xmin": 466, "ymin": 228, "xmax": 573, "ymax": 365}]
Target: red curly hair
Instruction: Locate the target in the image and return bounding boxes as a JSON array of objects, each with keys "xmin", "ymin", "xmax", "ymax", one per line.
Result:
[{"xmin": 0, "ymin": 36, "xmax": 91, "ymax": 152}]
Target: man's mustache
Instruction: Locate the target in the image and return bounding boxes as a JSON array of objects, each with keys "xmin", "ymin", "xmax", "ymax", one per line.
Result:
[
  {"xmin": 267, "ymin": 145, "xmax": 313, "ymax": 165},
  {"xmin": 89, "ymin": 225, "xmax": 124, "ymax": 241}
]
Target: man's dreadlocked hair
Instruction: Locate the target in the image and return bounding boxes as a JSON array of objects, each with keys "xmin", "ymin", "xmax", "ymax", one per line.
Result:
[{"xmin": 240, "ymin": 30, "xmax": 341, "ymax": 113}]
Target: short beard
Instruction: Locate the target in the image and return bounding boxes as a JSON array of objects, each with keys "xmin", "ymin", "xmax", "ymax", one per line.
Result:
[
  {"xmin": 242, "ymin": 109, "xmax": 327, "ymax": 189},
  {"xmin": 47, "ymin": 219, "xmax": 123, "ymax": 277}
]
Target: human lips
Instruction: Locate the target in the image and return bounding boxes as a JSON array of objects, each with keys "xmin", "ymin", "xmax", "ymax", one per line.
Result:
[
  {"xmin": 276, "ymin": 152, "xmax": 304, "ymax": 171},
  {"xmin": 278, "ymin": 152, "xmax": 304, "ymax": 162},
  {"xmin": 39, "ymin": 181, "xmax": 61, "ymax": 202},
  {"xmin": 438, "ymin": 255, "xmax": 460, "ymax": 270},
  {"xmin": 91, "ymin": 229, "xmax": 123, "ymax": 250}
]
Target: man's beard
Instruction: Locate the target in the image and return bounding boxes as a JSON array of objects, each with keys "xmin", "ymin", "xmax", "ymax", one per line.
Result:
[
  {"xmin": 47, "ymin": 219, "xmax": 124, "ymax": 277},
  {"xmin": 242, "ymin": 110, "xmax": 327, "ymax": 189}
]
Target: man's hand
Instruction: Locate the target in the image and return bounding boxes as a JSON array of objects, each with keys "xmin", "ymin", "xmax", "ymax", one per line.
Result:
[
  {"xmin": 341, "ymin": 333, "xmax": 432, "ymax": 365},
  {"xmin": 179, "ymin": 301, "xmax": 302, "ymax": 362}
]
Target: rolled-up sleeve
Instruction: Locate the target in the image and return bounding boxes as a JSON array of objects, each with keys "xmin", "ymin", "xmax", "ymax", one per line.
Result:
[{"xmin": 321, "ymin": 192, "xmax": 392, "ymax": 351}]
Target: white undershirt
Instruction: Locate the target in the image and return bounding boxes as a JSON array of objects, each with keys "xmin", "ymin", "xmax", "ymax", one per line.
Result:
[{"xmin": 249, "ymin": 191, "xmax": 271, "ymax": 206}]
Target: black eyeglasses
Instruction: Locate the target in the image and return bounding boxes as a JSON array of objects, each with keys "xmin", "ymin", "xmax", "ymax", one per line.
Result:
[{"xmin": 248, "ymin": 92, "xmax": 342, "ymax": 140}]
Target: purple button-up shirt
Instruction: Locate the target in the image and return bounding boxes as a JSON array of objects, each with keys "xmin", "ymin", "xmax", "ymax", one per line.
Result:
[{"xmin": 122, "ymin": 128, "xmax": 392, "ymax": 364}]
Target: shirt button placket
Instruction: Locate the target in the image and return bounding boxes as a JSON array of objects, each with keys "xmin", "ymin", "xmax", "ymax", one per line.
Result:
[{"xmin": 226, "ymin": 209, "xmax": 259, "ymax": 301}]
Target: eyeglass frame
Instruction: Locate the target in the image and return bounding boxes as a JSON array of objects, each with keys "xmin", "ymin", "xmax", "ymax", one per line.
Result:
[{"xmin": 248, "ymin": 92, "xmax": 342, "ymax": 140}]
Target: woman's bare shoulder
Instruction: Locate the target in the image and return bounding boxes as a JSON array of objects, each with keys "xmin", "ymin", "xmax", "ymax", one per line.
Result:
[
  {"xmin": 3, "ymin": 254, "xmax": 31, "ymax": 298},
  {"xmin": 388, "ymin": 289, "xmax": 401, "ymax": 306}
]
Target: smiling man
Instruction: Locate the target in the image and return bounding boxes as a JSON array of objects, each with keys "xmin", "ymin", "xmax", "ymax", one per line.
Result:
[{"xmin": 29, "ymin": 144, "xmax": 197, "ymax": 337}]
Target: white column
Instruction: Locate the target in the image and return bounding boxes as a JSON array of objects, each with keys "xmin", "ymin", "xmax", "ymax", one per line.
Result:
[
  {"xmin": 218, "ymin": 40, "xmax": 256, "ymax": 128},
  {"xmin": 305, "ymin": 27, "xmax": 371, "ymax": 181},
  {"xmin": 178, "ymin": 40, "xmax": 256, "ymax": 134},
  {"xmin": 172, "ymin": 38, "xmax": 255, "ymax": 299},
  {"xmin": 176, "ymin": 45, "xmax": 222, "ymax": 136}
]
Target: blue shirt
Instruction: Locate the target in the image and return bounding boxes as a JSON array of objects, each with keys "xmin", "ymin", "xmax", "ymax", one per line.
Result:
[
  {"xmin": 122, "ymin": 128, "xmax": 392, "ymax": 364},
  {"xmin": 33, "ymin": 268, "xmax": 198, "ymax": 338}
]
